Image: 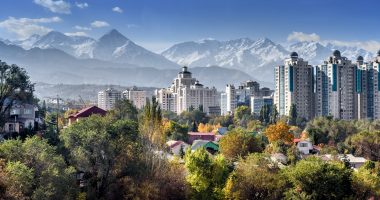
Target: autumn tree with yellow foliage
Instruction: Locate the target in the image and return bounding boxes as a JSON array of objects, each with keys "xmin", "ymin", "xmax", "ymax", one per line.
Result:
[
  {"xmin": 264, "ymin": 122, "xmax": 294, "ymax": 144},
  {"xmin": 197, "ymin": 123, "xmax": 221, "ymax": 133}
]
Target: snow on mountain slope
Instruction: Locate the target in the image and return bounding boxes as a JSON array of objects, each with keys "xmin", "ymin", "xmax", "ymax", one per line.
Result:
[
  {"xmin": 162, "ymin": 38, "xmax": 289, "ymax": 81},
  {"xmin": 29, "ymin": 31, "xmax": 96, "ymax": 58},
  {"xmin": 163, "ymin": 38, "xmax": 378, "ymax": 82},
  {"xmin": 92, "ymin": 29, "xmax": 179, "ymax": 69}
]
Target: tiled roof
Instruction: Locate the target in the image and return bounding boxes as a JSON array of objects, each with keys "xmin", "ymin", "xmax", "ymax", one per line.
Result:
[
  {"xmin": 68, "ymin": 106, "xmax": 106, "ymax": 118},
  {"xmin": 188, "ymin": 132, "xmax": 215, "ymax": 136}
]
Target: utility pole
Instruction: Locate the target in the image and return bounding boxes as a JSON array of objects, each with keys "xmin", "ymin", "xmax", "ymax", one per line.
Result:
[{"xmin": 56, "ymin": 95, "xmax": 60, "ymax": 135}]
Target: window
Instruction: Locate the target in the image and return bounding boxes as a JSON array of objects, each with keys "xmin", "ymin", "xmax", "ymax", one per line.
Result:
[{"xmin": 299, "ymin": 142, "xmax": 308, "ymax": 148}]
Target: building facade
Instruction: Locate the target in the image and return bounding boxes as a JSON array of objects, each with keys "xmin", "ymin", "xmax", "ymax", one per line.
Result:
[
  {"xmin": 250, "ymin": 96, "xmax": 273, "ymax": 114},
  {"xmin": 315, "ymin": 50, "xmax": 357, "ymax": 119},
  {"xmin": 223, "ymin": 81, "xmax": 273, "ymax": 116},
  {"xmin": 274, "ymin": 52, "xmax": 314, "ymax": 120},
  {"xmin": 356, "ymin": 51, "xmax": 380, "ymax": 119},
  {"xmin": 123, "ymin": 87, "xmax": 147, "ymax": 109},
  {"xmin": 155, "ymin": 66, "xmax": 218, "ymax": 115},
  {"xmin": 98, "ymin": 88, "xmax": 122, "ymax": 110},
  {"xmin": 225, "ymin": 84, "xmax": 237, "ymax": 114}
]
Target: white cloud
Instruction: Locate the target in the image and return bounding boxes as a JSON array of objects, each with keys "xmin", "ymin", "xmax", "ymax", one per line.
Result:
[
  {"xmin": 74, "ymin": 25, "xmax": 91, "ymax": 31},
  {"xmin": 0, "ymin": 16, "xmax": 62, "ymax": 39},
  {"xmin": 112, "ymin": 7, "xmax": 123, "ymax": 13},
  {"xmin": 287, "ymin": 31, "xmax": 320, "ymax": 42},
  {"xmin": 91, "ymin": 20, "xmax": 109, "ymax": 28},
  {"xmin": 34, "ymin": 0, "xmax": 71, "ymax": 14},
  {"xmin": 75, "ymin": 2, "xmax": 88, "ymax": 9},
  {"xmin": 64, "ymin": 31, "xmax": 88, "ymax": 37}
]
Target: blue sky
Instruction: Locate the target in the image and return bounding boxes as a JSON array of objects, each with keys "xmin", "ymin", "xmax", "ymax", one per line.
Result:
[{"xmin": 0, "ymin": 0, "xmax": 380, "ymax": 52}]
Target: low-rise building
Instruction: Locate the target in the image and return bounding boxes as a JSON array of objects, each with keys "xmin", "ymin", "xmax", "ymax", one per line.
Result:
[
  {"xmin": 67, "ymin": 106, "xmax": 107, "ymax": 126},
  {"xmin": 3, "ymin": 104, "xmax": 38, "ymax": 133},
  {"xmin": 191, "ymin": 140, "xmax": 219, "ymax": 154},
  {"xmin": 166, "ymin": 140, "xmax": 190, "ymax": 156},
  {"xmin": 294, "ymin": 139, "xmax": 314, "ymax": 155},
  {"xmin": 188, "ymin": 132, "xmax": 216, "ymax": 144}
]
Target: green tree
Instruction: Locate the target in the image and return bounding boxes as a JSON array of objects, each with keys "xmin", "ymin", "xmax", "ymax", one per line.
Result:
[
  {"xmin": 351, "ymin": 161, "xmax": 380, "ymax": 199},
  {"xmin": 140, "ymin": 97, "xmax": 164, "ymax": 146},
  {"xmin": 111, "ymin": 99, "xmax": 138, "ymax": 121},
  {"xmin": 348, "ymin": 130, "xmax": 380, "ymax": 161},
  {"xmin": 223, "ymin": 153, "xmax": 285, "ymax": 200},
  {"xmin": 185, "ymin": 148, "xmax": 229, "ymax": 199},
  {"xmin": 283, "ymin": 157, "xmax": 353, "ymax": 199},
  {"xmin": 4, "ymin": 161, "xmax": 34, "ymax": 199},
  {"xmin": 0, "ymin": 61, "xmax": 34, "ymax": 128},
  {"xmin": 288, "ymin": 104, "xmax": 297, "ymax": 126},
  {"xmin": 0, "ymin": 137, "xmax": 78, "ymax": 199},
  {"xmin": 259, "ymin": 104, "xmax": 271, "ymax": 124},
  {"xmin": 270, "ymin": 105, "xmax": 278, "ymax": 124},
  {"xmin": 60, "ymin": 115, "xmax": 139, "ymax": 199},
  {"xmin": 163, "ymin": 120, "xmax": 189, "ymax": 141},
  {"xmin": 233, "ymin": 106, "xmax": 252, "ymax": 127},
  {"xmin": 219, "ymin": 128, "xmax": 262, "ymax": 161}
]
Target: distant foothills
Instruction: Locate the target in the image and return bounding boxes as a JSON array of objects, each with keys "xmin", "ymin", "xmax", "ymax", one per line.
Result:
[{"xmin": 1, "ymin": 29, "xmax": 377, "ymax": 91}]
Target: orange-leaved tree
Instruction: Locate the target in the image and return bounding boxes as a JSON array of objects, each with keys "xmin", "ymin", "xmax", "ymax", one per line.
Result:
[{"xmin": 264, "ymin": 121, "xmax": 294, "ymax": 144}]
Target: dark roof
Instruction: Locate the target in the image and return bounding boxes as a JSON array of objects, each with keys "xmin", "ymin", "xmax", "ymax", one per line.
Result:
[
  {"xmin": 378, "ymin": 50, "xmax": 380, "ymax": 56},
  {"xmin": 179, "ymin": 66, "xmax": 192, "ymax": 74},
  {"xmin": 68, "ymin": 106, "xmax": 106, "ymax": 118},
  {"xmin": 357, "ymin": 56, "xmax": 364, "ymax": 61},
  {"xmin": 290, "ymin": 52, "xmax": 298, "ymax": 58},
  {"xmin": 333, "ymin": 50, "xmax": 341, "ymax": 57}
]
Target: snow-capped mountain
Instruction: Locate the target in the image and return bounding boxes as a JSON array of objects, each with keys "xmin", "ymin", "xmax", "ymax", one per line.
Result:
[
  {"xmin": 324, "ymin": 43, "xmax": 373, "ymax": 62},
  {"xmin": 162, "ymin": 38, "xmax": 289, "ymax": 82},
  {"xmin": 12, "ymin": 29, "xmax": 179, "ymax": 69},
  {"xmin": 13, "ymin": 34, "xmax": 42, "ymax": 49},
  {"xmin": 287, "ymin": 41, "xmax": 374, "ymax": 65},
  {"xmin": 31, "ymin": 31, "xmax": 96, "ymax": 58},
  {"xmin": 92, "ymin": 29, "xmax": 178, "ymax": 69},
  {"xmin": 163, "ymin": 38, "xmax": 377, "ymax": 82},
  {"xmin": 286, "ymin": 41, "xmax": 332, "ymax": 64}
]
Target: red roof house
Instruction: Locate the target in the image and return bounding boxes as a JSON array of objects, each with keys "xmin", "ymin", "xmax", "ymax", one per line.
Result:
[
  {"xmin": 68, "ymin": 106, "xmax": 107, "ymax": 125},
  {"xmin": 188, "ymin": 132, "xmax": 215, "ymax": 144}
]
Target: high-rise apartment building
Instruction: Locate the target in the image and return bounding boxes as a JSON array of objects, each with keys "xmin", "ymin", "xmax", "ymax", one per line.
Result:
[
  {"xmin": 315, "ymin": 50, "xmax": 357, "ymax": 120},
  {"xmin": 122, "ymin": 87, "xmax": 147, "ymax": 109},
  {"xmin": 226, "ymin": 84, "xmax": 237, "ymax": 114},
  {"xmin": 274, "ymin": 52, "xmax": 314, "ymax": 120},
  {"xmin": 222, "ymin": 81, "xmax": 273, "ymax": 115},
  {"xmin": 155, "ymin": 66, "xmax": 218, "ymax": 115},
  {"xmin": 220, "ymin": 93, "xmax": 228, "ymax": 115},
  {"xmin": 98, "ymin": 88, "xmax": 122, "ymax": 110},
  {"xmin": 356, "ymin": 51, "xmax": 380, "ymax": 119}
]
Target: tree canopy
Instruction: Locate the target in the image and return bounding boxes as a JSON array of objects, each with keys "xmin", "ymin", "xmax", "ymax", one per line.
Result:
[{"xmin": 0, "ymin": 61, "xmax": 34, "ymax": 128}]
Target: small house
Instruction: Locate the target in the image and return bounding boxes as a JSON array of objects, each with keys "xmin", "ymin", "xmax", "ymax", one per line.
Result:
[
  {"xmin": 188, "ymin": 132, "xmax": 215, "ymax": 144},
  {"xmin": 294, "ymin": 138, "xmax": 313, "ymax": 155},
  {"xmin": 191, "ymin": 140, "xmax": 219, "ymax": 154},
  {"xmin": 166, "ymin": 140, "xmax": 190, "ymax": 156},
  {"xmin": 67, "ymin": 106, "xmax": 107, "ymax": 126}
]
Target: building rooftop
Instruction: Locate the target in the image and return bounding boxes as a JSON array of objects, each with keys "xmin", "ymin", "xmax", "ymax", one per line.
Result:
[
  {"xmin": 333, "ymin": 50, "xmax": 341, "ymax": 57},
  {"xmin": 68, "ymin": 106, "xmax": 107, "ymax": 118},
  {"xmin": 188, "ymin": 132, "xmax": 215, "ymax": 136},
  {"xmin": 290, "ymin": 52, "xmax": 298, "ymax": 59}
]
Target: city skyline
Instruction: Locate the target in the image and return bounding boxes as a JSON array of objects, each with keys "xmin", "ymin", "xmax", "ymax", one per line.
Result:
[{"xmin": 0, "ymin": 0, "xmax": 380, "ymax": 52}]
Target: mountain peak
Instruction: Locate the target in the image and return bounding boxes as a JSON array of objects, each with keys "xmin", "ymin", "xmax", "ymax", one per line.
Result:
[
  {"xmin": 98, "ymin": 29, "xmax": 129, "ymax": 45},
  {"xmin": 255, "ymin": 37, "xmax": 275, "ymax": 45}
]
